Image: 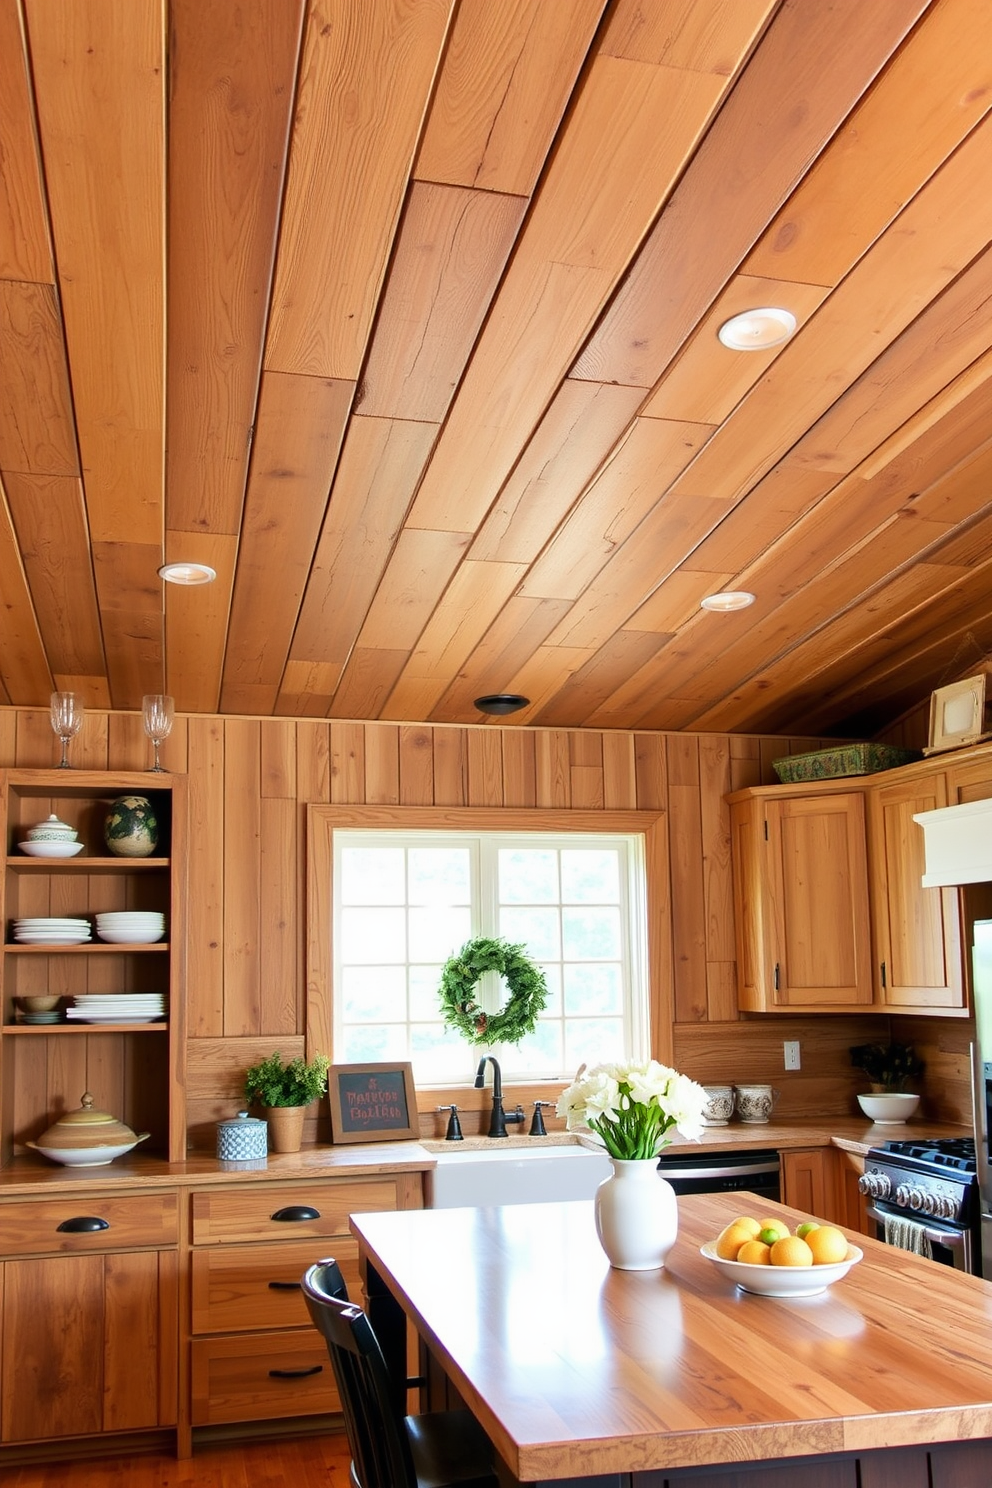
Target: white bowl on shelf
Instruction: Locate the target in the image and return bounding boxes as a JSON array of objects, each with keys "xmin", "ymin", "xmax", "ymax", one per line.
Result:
[
  {"xmin": 95, "ymin": 926, "xmax": 165, "ymax": 944},
  {"xmin": 857, "ymin": 1092, "xmax": 920, "ymax": 1124},
  {"xmin": 700, "ymin": 1241, "xmax": 862, "ymax": 1297},
  {"xmin": 26, "ymin": 1138, "xmax": 148, "ymax": 1166},
  {"xmin": 17, "ymin": 841, "xmax": 85, "ymax": 858}
]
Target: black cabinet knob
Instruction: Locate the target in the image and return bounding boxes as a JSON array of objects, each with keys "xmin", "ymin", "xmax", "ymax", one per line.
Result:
[
  {"xmin": 56, "ymin": 1216, "xmax": 110, "ymax": 1233},
  {"xmin": 271, "ymin": 1204, "xmax": 320, "ymax": 1223}
]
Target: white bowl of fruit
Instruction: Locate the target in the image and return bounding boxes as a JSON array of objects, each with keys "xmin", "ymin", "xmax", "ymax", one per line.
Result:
[{"xmin": 701, "ymin": 1215, "xmax": 862, "ymax": 1296}]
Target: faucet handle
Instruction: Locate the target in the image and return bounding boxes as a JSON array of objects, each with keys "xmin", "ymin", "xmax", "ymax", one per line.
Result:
[
  {"xmin": 436, "ymin": 1104, "xmax": 464, "ymax": 1141},
  {"xmin": 530, "ymin": 1100, "xmax": 552, "ymax": 1137}
]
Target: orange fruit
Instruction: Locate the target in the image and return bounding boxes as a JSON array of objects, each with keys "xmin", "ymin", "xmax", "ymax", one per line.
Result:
[
  {"xmin": 716, "ymin": 1221, "xmax": 759, "ymax": 1260},
  {"xmin": 770, "ymin": 1235, "xmax": 814, "ymax": 1267},
  {"xmin": 805, "ymin": 1225, "xmax": 849, "ymax": 1265},
  {"xmin": 736, "ymin": 1239, "xmax": 772, "ymax": 1265},
  {"xmin": 731, "ymin": 1216, "xmax": 762, "ymax": 1238}
]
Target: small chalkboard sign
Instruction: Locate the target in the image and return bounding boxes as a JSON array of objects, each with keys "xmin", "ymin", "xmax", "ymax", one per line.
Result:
[{"xmin": 327, "ymin": 1062, "xmax": 419, "ymax": 1144}]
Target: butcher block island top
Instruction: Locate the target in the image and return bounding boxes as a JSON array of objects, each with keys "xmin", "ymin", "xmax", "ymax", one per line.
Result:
[{"xmin": 351, "ymin": 1193, "xmax": 992, "ymax": 1486}]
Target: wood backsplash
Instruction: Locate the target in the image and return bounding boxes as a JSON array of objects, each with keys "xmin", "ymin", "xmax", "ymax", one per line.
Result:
[{"xmin": 2, "ymin": 707, "xmax": 954, "ymax": 1146}]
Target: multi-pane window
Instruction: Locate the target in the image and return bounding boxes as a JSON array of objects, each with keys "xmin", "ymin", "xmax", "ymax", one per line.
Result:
[{"xmin": 333, "ymin": 831, "xmax": 647, "ymax": 1084}]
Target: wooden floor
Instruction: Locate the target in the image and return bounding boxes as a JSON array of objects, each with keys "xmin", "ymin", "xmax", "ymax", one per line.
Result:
[{"xmin": 0, "ymin": 1434, "xmax": 353, "ymax": 1486}]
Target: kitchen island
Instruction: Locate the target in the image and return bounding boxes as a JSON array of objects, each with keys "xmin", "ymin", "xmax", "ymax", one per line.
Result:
[{"xmin": 351, "ymin": 1192, "xmax": 992, "ymax": 1488}]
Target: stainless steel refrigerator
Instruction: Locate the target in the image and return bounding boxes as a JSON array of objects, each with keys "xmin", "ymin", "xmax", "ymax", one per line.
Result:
[{"xmin": 971, "ymin": 919, "xmax": 992, "ymax": 1277}]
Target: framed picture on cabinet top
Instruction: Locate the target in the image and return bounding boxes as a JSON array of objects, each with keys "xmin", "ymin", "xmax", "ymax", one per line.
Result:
[
  {"xmin": 924, "ymin": 672, "xmax": 992, "ymax": 755},
  {"xmin": 327, "ymin": 1061, "xmax": 419, "ymax": 1144}
]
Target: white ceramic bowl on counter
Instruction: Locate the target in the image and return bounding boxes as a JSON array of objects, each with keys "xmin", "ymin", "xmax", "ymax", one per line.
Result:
[{"xmin": 856, "ymin": 1092, "xmax": 920, "ymax": 1124}]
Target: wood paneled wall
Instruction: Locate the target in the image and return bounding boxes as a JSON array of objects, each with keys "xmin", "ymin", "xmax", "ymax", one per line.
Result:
[{"xmin": 1, "ymin": 707, "xmax": 940, "ymax": 1145}]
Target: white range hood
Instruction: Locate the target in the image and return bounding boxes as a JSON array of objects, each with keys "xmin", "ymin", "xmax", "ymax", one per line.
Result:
[{"xmin": 913, "ymin": 797, "xmax": 992, "ymax": 886}]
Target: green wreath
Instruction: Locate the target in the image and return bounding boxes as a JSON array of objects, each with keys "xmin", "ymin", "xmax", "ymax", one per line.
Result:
[{"xmin": 438, "ymin": 936, "xmax": 549, "ymax": 1047}]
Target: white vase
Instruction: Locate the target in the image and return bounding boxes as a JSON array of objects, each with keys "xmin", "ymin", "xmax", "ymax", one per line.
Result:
[{"xmin": 594, "ymin": 1158, "xmax": 679, "ymax": 1271}]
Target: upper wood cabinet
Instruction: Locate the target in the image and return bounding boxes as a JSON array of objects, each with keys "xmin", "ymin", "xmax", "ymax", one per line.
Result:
[
  {"xmin": 728, "ymin": 785, "xmax": 873, "ymax": 1013},
  {"xmin": 866, "ymin": 773, "xmax": 966, "ymax": 1012}
]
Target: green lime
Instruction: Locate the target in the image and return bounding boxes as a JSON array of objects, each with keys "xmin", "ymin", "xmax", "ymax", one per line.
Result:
[
  {"xmin": 759, "ymin": 1224, "xmax": 788, "ymax": 1246},
  {"xmin": 795, "ymin": 1221, "xmax": 820, "ymax": 1239}
]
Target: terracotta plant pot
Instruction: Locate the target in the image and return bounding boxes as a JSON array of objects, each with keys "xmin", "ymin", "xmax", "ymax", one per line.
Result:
[{"xmin": 263, "ymin": 1104, "xmax": 306, "ymax": 1153}]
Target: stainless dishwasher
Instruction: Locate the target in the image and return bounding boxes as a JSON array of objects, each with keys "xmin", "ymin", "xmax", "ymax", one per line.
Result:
[{"xmin": 656, "ymin": 1147, "xmax": 780, "ymax": 1201}]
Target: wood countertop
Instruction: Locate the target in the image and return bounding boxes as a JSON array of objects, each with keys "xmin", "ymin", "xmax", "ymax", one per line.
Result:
[
  {"xmin": 352, "ymin": 1192, "xmax": 992, "ymax": 1483},
  {"xmin": 0, "ymin": 1118, "xmax": 968, "ymax": 1196}
]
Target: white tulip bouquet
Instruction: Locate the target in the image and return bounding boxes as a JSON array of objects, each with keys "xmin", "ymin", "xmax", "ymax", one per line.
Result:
[{"xmin": 557, "ymin": 1059, "xmax": 708, "ymax": 1161}]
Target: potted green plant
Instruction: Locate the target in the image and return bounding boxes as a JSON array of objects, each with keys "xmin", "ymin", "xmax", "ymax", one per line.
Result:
[
  {"xmin": 244, "ymin": 1050, "xmax": 330, "ymax": 1153},
  {"xmin": 849, "ymin": 1042, "xmax": 924, "ymax": 1093}
]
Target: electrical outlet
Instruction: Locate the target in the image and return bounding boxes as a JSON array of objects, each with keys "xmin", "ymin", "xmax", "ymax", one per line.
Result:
[{"xmin": 783, "ymin": 1040, "xmax": 801, "ymax": 1071}]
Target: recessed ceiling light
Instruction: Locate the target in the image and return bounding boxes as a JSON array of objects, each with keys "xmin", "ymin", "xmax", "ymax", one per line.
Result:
[
  {"xmin": 717, "ymin": 307, "xmax": 797, "ymax": 351},
  {"xmin": 473, "ymin": 693, "xmax": 530, "ymax": 715},
  {"xmin": 158, "ymin": 562, "xmax": 217, "ymax": 586},
  {"xmin": 700, "ymin": 591, "xmax": 756, "ymax": 612}
]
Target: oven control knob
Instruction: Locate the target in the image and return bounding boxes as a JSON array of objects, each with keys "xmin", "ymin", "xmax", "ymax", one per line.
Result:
[
  {"xmin": 858, "ymin": 1171, "xmax": 891, "ymax": 1198},
  {"xmin": 919, "ymin": 1191, "xmax": 937, "ymax": 1215},
  {"xmin": 934, "ymin": 1194, "xmax": 956, "ymax": 1219},
  {"xmin": 895, "ymin": 1184, "xmax": 924, "ymax": 1208}
]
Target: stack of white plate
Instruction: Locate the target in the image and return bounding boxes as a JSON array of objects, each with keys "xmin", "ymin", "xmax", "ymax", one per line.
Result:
[
  {"xmin": 68, "ymin": 994, "xmax": 168, "ymax": 1024},
  {"xmin": 13, "ymin": 917, "xmax": 91, "ymax": 945},
  {"xmin": 94, "ymin": 911, "xmax": 166, "ymax": 944}
]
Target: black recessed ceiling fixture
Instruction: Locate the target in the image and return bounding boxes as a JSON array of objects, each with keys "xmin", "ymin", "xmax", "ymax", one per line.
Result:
[{"xmin": 473, "ymin": 693, "xmax": 530, "ymax": 716}]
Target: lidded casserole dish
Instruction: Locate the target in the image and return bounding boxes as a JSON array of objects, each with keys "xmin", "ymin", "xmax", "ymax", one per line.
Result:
[{"xmin": 27, "ymin": 1092, "xmax": 149, "ymax": 1166}]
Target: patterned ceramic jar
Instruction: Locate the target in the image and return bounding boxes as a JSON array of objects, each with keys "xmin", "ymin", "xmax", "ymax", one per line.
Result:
[
  {"xmin": 733, "ymin": 1084, "xmax": 779, "ymax": 1124},
  {"xmin": 104, "ymin": 795, "xmax": 159, "ymax": 857},
  {"xmin": 701, "ymin": 1085, "xmax": 734, "ymax": 1126},
  {"xmin": 217, "ymin": 1112, "xmax": 268, "ymax": 1164}
]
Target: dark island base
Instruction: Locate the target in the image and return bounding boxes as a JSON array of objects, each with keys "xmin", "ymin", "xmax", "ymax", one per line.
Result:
[{"xmin": 492, "ymin": 1440, "xmax": 991, "ymax": 1488}]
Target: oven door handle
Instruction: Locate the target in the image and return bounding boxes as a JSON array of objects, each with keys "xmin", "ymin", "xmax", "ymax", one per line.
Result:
[
  {"xmin": 657, "ymin": 1161, "xmax": 778, "ymax": 1180},
  {"xmin": 865, "ymin": 1204, "xmax": 968, "ymax": 1248}
]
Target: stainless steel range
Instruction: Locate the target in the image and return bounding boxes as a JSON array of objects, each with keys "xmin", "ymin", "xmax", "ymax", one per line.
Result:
[{"xmin": 859, "ymin": 1137, "xmax": 980, "ymax": 1275}]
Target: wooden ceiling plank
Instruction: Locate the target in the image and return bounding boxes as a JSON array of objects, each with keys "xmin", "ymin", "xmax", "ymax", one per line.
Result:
[
  {"xmin": 393, "ymin": 558, "xmax": 528, "ymax": 685},
  {"xmin": 573, "ymin": 0, "xmax": 931, "ymax": 387},
  {"xmin": 628, "ymin": 570, "xmax": 736, "ymax": 636},
  {"xmin": 290, "ymin": 414, "xmax": 439, "ymax": 668},
  {"xmin": 359, "ymin": 182, "xmax": 526, "ymax": 422},
  {"xmin": 329, "ymin": 648, "xmax": 411, "ymax": 723},
  {"xmin": 406, "ymin": 47, "xmax": 743, "ymax": 534},
  {"xmin": 661, "ymin": 117, "xmax": 992, "ymax": 507},
  {"xmin": 519, "ymin": 417, "xmax": 716, "ymax": 603},
  {"xmin": 350, "ymin": 527, "xmax": 471, "ymax": 654},
  {"xmin": 163, "ymin": 531, "xmax": 238, "ymax": 716},
  {"xmin": 468, "ymin": 379, "xmax": 645, "ymax": 565},
  {"xmin": 221, "ymin": 371, "xmax": 354, "ymax": 695},
  {"xmin": 744, "ymin": 0, "xmax": 992, "ymax": 289},
  {"xmin": 26, "ymin": 0, "xmax": 166, "ymax": 547},
  {"xmin": 641, "ymin": 274, "xmax": 829, "ymax": 426},
  {"xmin": 264, "ymin": 0, "xmax": 455, "ymax": 381},
  {"xmin": 414, "ymin": 0, "xmax": 608, "ymax": 195},
  {"xmin": 601, "ymin": 0, "xmax": 775, "ymax": 70},
  {"xmin": 534, "ymin": 630, "xmax": 670, "ymax": 727},
  {"xmin": 166, "ymin": 0, "xmax": 305, "ymax": 537},
  {"xmin": 0, "ymin": 474, "xmax": 52, "ymax": 700},
  {"xmin": 429, "ymin": 595, "xmax": 573, "ymax": 723},
  {"xmin": 2, "ymin": 471, "xmax": 104, "ymax": 676},
  {"xmin": 0, "ymin": 0, "xmax": 53, "ymax": 281},
  {"xmin": 0, "ymin": 279, "xmax": 78, "ymax": 476},
  {"xmin": 501, "ymin": 644, "xmax": 596, "ymax": 723},
  {"xmin": 274, "ymin": 661, "xmax": 342, "ymax": 721},
  {"xmin": 544, "ymin": 490, "xmax": 735, "ymax": 652},
  {"xmin": 93, "ymin": 605, "xmax": 163, "ymax": 713}
]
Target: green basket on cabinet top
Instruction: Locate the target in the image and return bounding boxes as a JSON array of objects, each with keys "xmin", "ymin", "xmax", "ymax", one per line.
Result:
[{"xmin": 772, "ymin": 743, "xmax": 920, "ymax": 784}]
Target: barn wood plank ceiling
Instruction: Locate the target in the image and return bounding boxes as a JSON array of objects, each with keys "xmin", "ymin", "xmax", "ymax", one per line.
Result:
[{"xmin": 1, "ymin": 0, "xmax": 991, "ymax": 739}]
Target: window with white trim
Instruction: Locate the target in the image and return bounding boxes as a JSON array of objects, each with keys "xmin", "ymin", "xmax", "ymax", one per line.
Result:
[{"xmin": 333, "ymin": 830, "xmax": 648, "ymax": 1085}]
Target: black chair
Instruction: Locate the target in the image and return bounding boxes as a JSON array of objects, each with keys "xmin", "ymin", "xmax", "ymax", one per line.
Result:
[{"xmin": 303, "ymin": 1260, "xmax": 498, "ymax": 1488}]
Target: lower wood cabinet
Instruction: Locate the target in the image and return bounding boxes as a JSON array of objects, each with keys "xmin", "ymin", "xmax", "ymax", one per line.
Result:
[
  {"xmin": 0, "ymin": 1190, "xmax": 179, "ymax": 1443},
  {"xmin": 188, "ymin": 1171, "xmax": 422, "ymax": 1431},
  {"xmin": 780, "ymin": 1147, "xmax": 833, "ymax": 1218}
]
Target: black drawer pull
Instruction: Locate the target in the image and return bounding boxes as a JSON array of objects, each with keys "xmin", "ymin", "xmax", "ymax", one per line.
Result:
[
  {"xmin": 269, "ymin": 1364, "xmax": 323, "ymax": 1380},
  {"xmin": 271, "ymin": 1204, "xmax": 320, "ymax": 1223},
  {"xmin": 268, "ymin": 1280, "xmax": 302, "ymax": 1291},
  {"xmin": 56, "ymin": 1216, "xmax": 110, "ymax": 1233}
]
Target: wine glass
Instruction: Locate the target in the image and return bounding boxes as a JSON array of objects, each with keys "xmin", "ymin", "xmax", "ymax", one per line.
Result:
[
  {"xmin": 142, "ymin": 695, "xmax": 174, "ymax": 773},
  {"xmin": 50, "ymin": 692, "xmax": 84, "ymax": 769}
]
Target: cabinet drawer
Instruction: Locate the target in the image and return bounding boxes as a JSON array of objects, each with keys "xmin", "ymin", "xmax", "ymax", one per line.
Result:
[
  {"xmin": 191, "ymin": 1329, "xmax": 340, "ymax": 1425},
  {"xmin": 191, "ymin": 1178, "xmax": 402, "ymax": 1245},
  {"xmin": 191, "ymin": 1235, "xmax": 361, "ymax": 1334},
  {"xmin": 0, "ymin": 1191, "xmax": 179, "ymax": 1256}
]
